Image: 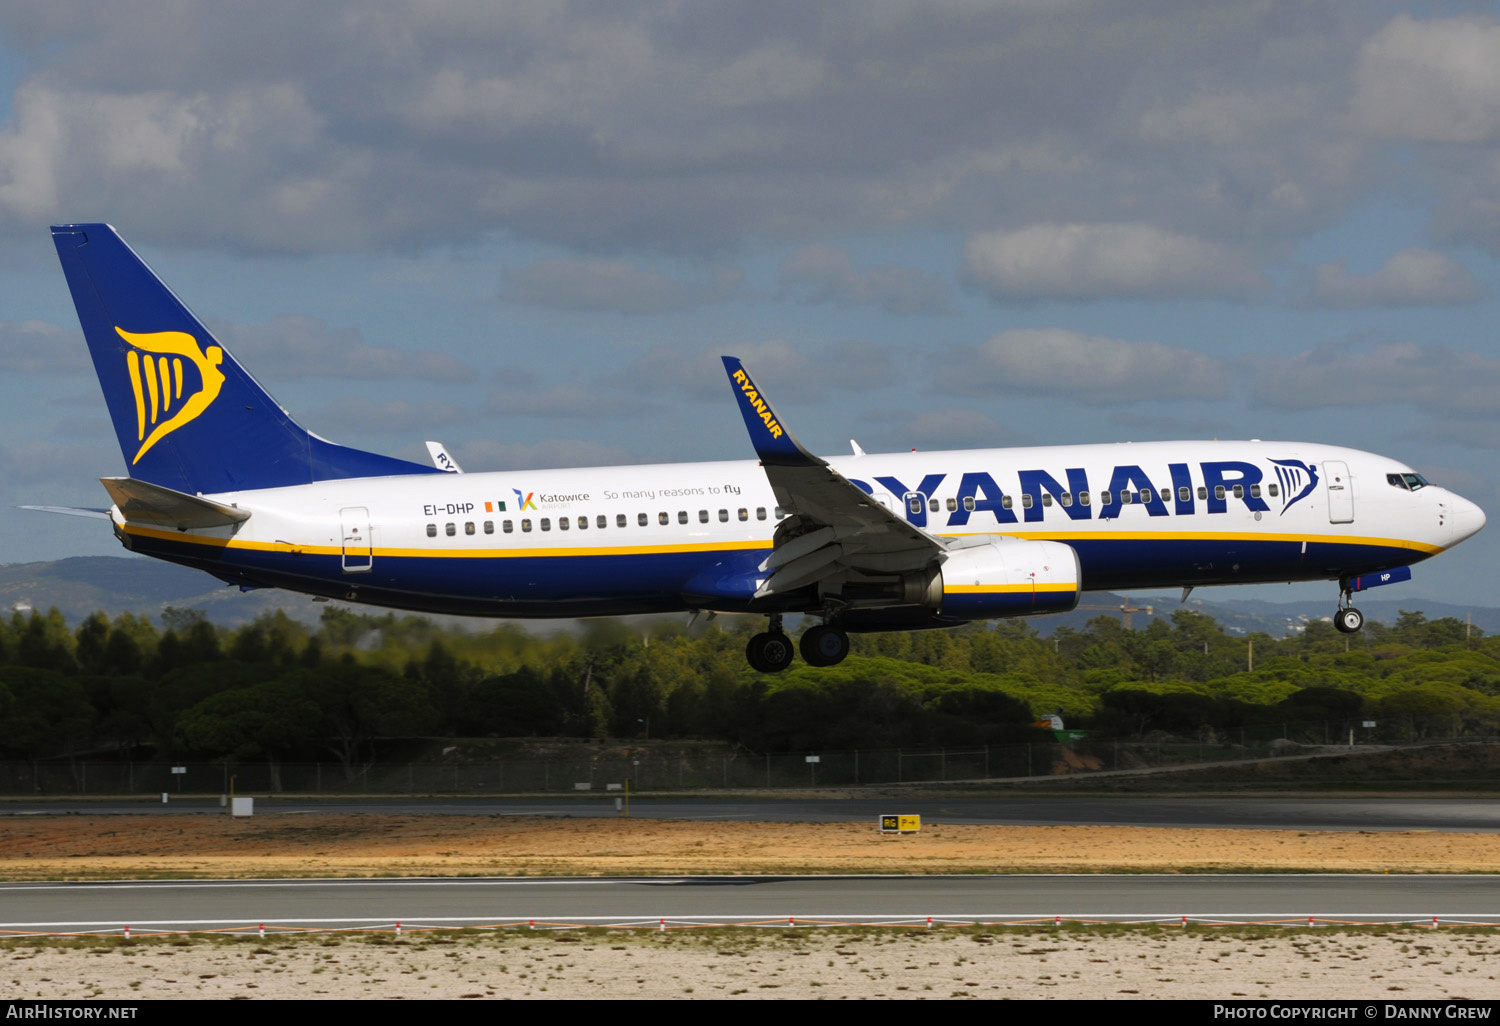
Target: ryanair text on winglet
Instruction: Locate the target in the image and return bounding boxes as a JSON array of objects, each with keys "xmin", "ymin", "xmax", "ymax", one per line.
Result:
[{"xmin": 732, "ymin": 368, "xmax": 785, "ymax": 440}]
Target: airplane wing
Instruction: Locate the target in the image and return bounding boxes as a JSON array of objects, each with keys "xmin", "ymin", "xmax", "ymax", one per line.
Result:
[{"xmin": 722, "ymin": 356, "xmax": 941, "ymax": 596}]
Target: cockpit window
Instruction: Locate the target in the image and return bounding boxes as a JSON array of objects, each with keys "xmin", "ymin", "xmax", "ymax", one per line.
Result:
[{"xmin": 1387, "ymin": 473, "xmax": 1430, "ymax": 491}]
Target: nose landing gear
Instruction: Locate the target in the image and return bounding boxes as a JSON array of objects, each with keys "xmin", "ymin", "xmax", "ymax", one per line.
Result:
[{"xmin": 1334, "ymin": 582, "xmax": 1364, "ymax": 634}]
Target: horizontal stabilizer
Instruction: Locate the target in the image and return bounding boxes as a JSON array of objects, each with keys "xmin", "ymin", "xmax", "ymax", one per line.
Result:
[
  {"xmin": 18, "ymin": 505, "xmax": 112, "ymax": 520},
  {"xmin": 100, "ymin": 476, "xmax": 251, "ymax": 531}
]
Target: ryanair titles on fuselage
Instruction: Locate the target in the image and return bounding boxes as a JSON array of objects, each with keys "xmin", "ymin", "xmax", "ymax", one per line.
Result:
[{"xmin": 850, "ymin": 457, "xmax": 1316, "ymax": 527}]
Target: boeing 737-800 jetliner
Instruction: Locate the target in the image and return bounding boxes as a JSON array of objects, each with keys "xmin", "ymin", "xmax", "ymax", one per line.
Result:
[{"xmin": 40, "ymin": 224, "xmax": 1486, "ymax": 671}]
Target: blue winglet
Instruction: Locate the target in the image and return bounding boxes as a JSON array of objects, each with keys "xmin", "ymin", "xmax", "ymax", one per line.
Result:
[{"xmin": 721, "ymin": 356, "xmax": 821, "ymax": 467}]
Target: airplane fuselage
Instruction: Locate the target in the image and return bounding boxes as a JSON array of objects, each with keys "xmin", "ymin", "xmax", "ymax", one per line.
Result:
[{"xmin": 112, "ymin": 439, "xmax": 1480, "ymax": 622}]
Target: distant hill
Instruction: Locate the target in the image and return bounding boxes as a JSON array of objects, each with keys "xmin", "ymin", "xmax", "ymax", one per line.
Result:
[{"xmin": 3, "ymin": 555, "xmax": 1497, "ymax": 638}]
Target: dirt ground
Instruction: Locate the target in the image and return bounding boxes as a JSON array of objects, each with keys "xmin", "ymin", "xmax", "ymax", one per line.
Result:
[
  {"xmin": 4, "ymin": 812, "xmax": 1499, "ymax": 1000},
  {"xmin": 4, "ymin": 928, "xmax": 1500, "ymax": 1000},
  {"xmin": 1, "ymin": 813, "xmax": 1497, "ymax": 879}
]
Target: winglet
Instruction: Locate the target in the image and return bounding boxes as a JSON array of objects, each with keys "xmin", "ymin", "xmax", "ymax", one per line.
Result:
[{"xmin": 721, "ymin": 356, "xmax": 822, "ymax": 467}]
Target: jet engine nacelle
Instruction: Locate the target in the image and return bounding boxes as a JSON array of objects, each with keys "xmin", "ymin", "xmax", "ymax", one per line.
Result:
[{"xmin": 934, "ymin": 536, "xmax": 1081, "ymax": 621}]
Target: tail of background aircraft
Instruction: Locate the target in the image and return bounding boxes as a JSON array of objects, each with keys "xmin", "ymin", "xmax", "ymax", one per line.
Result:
[{"xmin": 51, "ymin": 224, "xmax": 436, "ymax": 495}]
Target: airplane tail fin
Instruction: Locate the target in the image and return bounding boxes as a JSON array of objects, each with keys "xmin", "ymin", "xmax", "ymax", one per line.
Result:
[{"xmin": 50, "ymin": 224, "xmax": 437, "ymax": 495}]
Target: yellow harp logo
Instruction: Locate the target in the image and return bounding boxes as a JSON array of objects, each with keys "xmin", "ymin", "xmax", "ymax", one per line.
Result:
[{"xmin": 117, "ymin": 327, "xmax": 226, "ymax": 464}]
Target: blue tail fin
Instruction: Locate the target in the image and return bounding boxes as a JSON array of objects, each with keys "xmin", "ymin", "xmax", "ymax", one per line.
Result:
[{"xmin": 51, "ymin": 224, "xmax": 438, "ymax": 494}]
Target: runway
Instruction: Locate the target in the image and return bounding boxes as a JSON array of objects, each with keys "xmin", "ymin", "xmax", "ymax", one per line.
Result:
[
  {"xmin": 3, "ymin": 875, "xmax": 1499, "ymax": 935},
  {"xmin": 8, "ymin": 795, "xmax": 1500, "ymax": 831}
]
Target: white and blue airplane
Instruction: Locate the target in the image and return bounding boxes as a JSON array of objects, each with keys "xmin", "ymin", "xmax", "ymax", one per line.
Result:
[{"xmin": 39, "ymin": 224, "xmax": 1487, "ymax": 672}]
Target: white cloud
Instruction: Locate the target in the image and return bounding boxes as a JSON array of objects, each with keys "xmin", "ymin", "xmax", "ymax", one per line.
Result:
[
  {"xmin": 935, "ymin": 329, "xmax": 1229, "ymax": 401},
  {"xmin": 214, "ymin": 316, "xmax": 474, "ymax": 382},
  {"xmin": 1304, "ymin": 248, "xmax": 1487, "ymax": 308},
  {"xmin": 1250, "ymin": 341, "xmax": 1500, "ymax": 416},
  {"xmin": 1352, "ymin": 14, "xmax": 1500, "ymax": 143},
  {"xmin": 307, "ymin": 397, "xmax": 469, "ymax": 435},
  {"xmin": 777, "ymin": 244, "xmax": 949, "ymax": 315},
  {"xmin": 893, "ymin": 409, "xmax": 1018, "ymax": 451},
  {"xmin": 1139, "ymin": 88, "xmax": 1310, "ymax": 145},
  {"xmin": 623, "ymin": 338, "xmax": 896, "ymax": 404},
  {"xmin": 451, "ymin": 438, "xmax": 633, "ymax": 473},
  {"xmin": 502, "ymin": 258, "xmax": 742, "ymax": 315},
  {"xmin": 962, "ymin": 223, "xmax": 1265, "ymax": 302}
]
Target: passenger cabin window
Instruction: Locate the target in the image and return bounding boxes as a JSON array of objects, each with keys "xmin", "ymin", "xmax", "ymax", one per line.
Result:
[
  {"xmin": 1198, "ymin": 486, "xmax": 1208, "ymax": 500},
  {"xmin": 464, "ymin": 521, "xmax": 475, "ymax": 535},
  {"xmin": 699, "ymin": 510, "xmax": 709, "ymax": 523},
  {"xmin": 484, "ymin": 521, "xmax": 494, "ymax": 534},
  {"xmin": 1021, "ymin": 494, "xmax": 1034, "ymax": 509},
  {"xmin": 678, "ymin": 510, "xmax": 688, "ymax": 524},
  {"xmin": 1179, "ymin": 486, "xmax": 1190, "ymax": 502},
  {"xmin": 1250, "ymin": 484, "xmax": 1261, "ymax": 498},
  {"xmin": 521, "ymin": 519, "xmax": 532, "ymax": 532},
  {"xmin": 908, "ymin": 496, "xmax": 923, "ymax": 514},
  {"xmin": 1041, "ymin": 494, "xmax": 1053, "ymax": 507},
  {"xmin": 775, "ymin": 507, "xmax": 785, "ymax": 519},
  {"xmin": 738, "ymin": 508, "xmax": 748, "ymax": 521},
  {"xmin": 503, "ymin": 520, "xmax": 514, "ymax": 533},
  {"xmin": 1140, "ymin": 488, "xmax": 1153, "ymax": 503},
  {"xmin": 577, "ymin": 516, "xmax": 588, "ymax": 530},
  {"xmin": 426, "ymin": 524, "xmax": 437, "ymax": 537},
  {"xmin": 1232, "ymin": 484, "xmax": 1244, "ymax": 499},
  {"xmin": 1099, "ymin": 491, "xmax": 1112, "ymax": 505},
  {"xmin": 558, "ymin": 517, "xmax": 569, "ymax": 531},
  {"xmin": 1079, "ymin": 492, "xmax": 1090, "ymax": 507},
  {"xmin": 540, "ymin": 518, "xmax": 551, "ymax": 531},
  {"xmin": 719, "ymin": 509, "xmax": 729, "ymax": 522},
  {"xmin": 1060, "ymin": 492, "xmax": 1072, "ymax": 507},
  {"xmin": 639, "ymin": 513, "xmax": 648, "ymax": 526},
  {"xmin": 597, "ymin": 515, "xmax": 607, "ymax": 529},
  {"xmin": 1214, "ymin": 486, "xmax": 1226, "ymax": 500},
  {"xmin": 963, "ymin": 496, "xmax": 976, "ymax": 512},
  {"xmin": 616, "ymin": 514, "xmax": 626, "ymax": 528},
  {"xmin": 659, "ymin": 512, "xmax": 669, "ymax": 525},
  {"xmin": 945, "ymin": 498, "xmax": 957, "ymax": 512},
  {"xmin": 1001, "ymin": 496, "xmax": 1013, "ymax": 509},
  {"xmin": 928, "ymin": 498, "xmax": 939, "ymax": 513},
  {"xmin": 757, "ymin": 508, "xmax": 767, "ymax": 520},
  {"xmin": 1120, "ymin": 491, "xmax": 1133, "ymax": 505},
  {"xmin": 445, "ymin": 523, "xmax": 456, "ymax": 536},
  {"xmin": 1268, "ymin": 484, "xmax": 1279, "ymax": 497}
]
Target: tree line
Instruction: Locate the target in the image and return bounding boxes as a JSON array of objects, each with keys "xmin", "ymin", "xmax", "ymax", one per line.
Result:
[{"xmin": 1, "ymin": 603, "xmax": 1496, "ymax": 773}]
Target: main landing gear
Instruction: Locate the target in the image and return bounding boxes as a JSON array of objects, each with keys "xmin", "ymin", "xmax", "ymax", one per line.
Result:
[
  {"xmin": 745, "ymin": 615, "xmax": 850, "ymax": 672},
  {"xmin": 1334, "ymin": 582, "xmax": 1364, "ymax": 634}
]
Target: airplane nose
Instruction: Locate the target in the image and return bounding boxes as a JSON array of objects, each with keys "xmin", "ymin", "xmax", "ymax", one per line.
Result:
[{"xmin": 1444, "ymin": 492, "xmax": 1487, "ymax": 546}]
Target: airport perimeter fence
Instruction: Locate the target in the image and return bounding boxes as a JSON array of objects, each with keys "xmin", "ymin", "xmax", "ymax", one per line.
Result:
[{"xmin": 3, "ymin": 727, "xmax": 1491, "ymax": 796}]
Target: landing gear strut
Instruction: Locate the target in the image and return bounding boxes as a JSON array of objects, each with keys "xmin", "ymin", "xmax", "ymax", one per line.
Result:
[
  {"xmin": 1334, "ymin": 582, "xmax": 1364, "ymax": 634},
  {"xmin": 746, "ymin": 614, "xmax": 794, "ymax": 673}
]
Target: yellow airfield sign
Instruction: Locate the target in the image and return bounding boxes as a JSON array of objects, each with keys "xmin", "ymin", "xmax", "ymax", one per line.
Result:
[{"xmin": 879, "ymin": 814, "xmax": 921, "ymax": 834}]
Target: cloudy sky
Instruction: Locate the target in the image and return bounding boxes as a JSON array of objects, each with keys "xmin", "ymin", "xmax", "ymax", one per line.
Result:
[{"xmin": 2, "ymin": 1, "xmax": 1500, "ymax": 612}]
